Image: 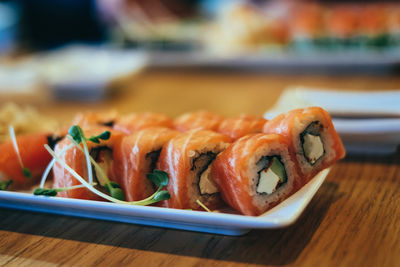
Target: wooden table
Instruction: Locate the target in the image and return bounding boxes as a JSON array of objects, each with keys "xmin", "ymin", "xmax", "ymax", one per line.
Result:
[{"xmin": 1, "ymin": 69, "xmax": 400, "ymax": 266}]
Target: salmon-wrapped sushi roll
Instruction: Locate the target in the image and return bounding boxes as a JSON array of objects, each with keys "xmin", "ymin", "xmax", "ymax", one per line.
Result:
[
  {"xmin": 158, "ymin": 130, "xmax": 230, "ymax": 210},
  {"xmin": 326, "ymin": 5, "xmax": 360, "ymax": 39},
  {"xmin": 290, "ymin": 3, "xmax": 324, "ymax": 39},
  {"xmin": 72, "ymin": 111, "xmax": 118, "ymax": 128},
  {"xmin": 212, "ymin": 134, "xmax": 301, "ymax": 216},
  {"xmin": 174, "ymin": 111, "xmax": 224, "ymax": 132},
  {"xmin": 263, "ymin": 107, "xmax": 345, "ymax": 180},
  {"xmin": 53, "ymin": 126, "xmax": 124, "ymax": 200},
  {"xmin": 113, "ymin": 112, "xmax": 173, "ymax": 134},
  {"xmin": 217, "ymin": 114, "xmax": 268, "ymax": 141},
  {"xmin": 360, "ymin": 4, "xmax": 388, "ymax": 37},
  {"xmin": 0, "ymin": 133, "xmax": 53, "ymax": 188},
  {"xmin": 112, "ymin": 127, "xmax": 179, "ymax": 202}
]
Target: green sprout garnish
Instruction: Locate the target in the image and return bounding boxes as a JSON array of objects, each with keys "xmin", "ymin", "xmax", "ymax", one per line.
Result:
[
  {"xmin": 40, "ymin": 128, "xmax": 171, "ymax": 206},
  {"xmin": 105, "ymin": 182, "xmax": 125, "ymax": 201},
  {"xmin": 146, "ymin": 170, "xmax": 171, "ymax": 203},
  {"xmin": 69, "ymin": 125, "xmax": 84, "ymax": 144},
  {"xmin": 22, "ymin": 168, "xmax": 32, "ymax": 179},
  {"xmin": 128, "ymin": 170, "xmax": 171, "ymax": 206},
  {"xmin": 39, "ymin": 143, "xmax": 76, "ymax": 188},
  {"xmin": 66, "ymin": 132, "xmax": 125, "ymax": 201},
  {"xmin": 0, "ymin": 180, "xmax": 13, "ymax": 190},
  {"xmin": 33, "ymin": 188, "xmax": 58, "ymax": 196},
  {"xmin": 69, "ymin": 125, "xmax": 110, "ymax": 144},
  {"xmin": 34, "ymin": 183, "xmax": 97, "ymax": 197},
  {"xmin": 196, "ymin": 199, "xmax": 212, "ymax": 212},
  {"xmin": 147, "ymin": 169, "xmax": 169, "ymax": 188},
  {"xmin": 9, "ymin": 125, "xmax": 31, "ymax": 178},
  {"xmin": 154, "ymin": 190, "xmax": 171, "ymax": 202},
  {"xmin": 68, "ymin": 125, "xmax": 111, "ymax": 186},
  {"xmin": 88, "ymin": 131, "xmax": 111, "ymax": 144}
]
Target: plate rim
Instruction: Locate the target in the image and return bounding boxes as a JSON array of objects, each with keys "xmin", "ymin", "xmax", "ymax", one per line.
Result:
[{"xmin": 0, "ymin": 168, "xmax": 330, "ymax": 234}]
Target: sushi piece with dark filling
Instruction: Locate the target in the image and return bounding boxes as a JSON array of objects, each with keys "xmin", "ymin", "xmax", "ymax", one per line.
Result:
[
  {"xmin": 217, "ymin": 114, "xmax": 268, "ymax": 141},
  {"xmin": 157, "ymin": 130, "xmax": 231, "ymax": 210},
  {"xmin": 112, "ymin": 127, "xmax": 179, "ymax": 202},
  {"xmin": 113, "ymin": 112, "xmax": 174, "ymax": 134},
  {"xmin": 263, "ymin": 106, "xmax": 345, "ymax": 180},
  {"xmin": 72, "ymin": 111, "xmax": 118, "ymax": 128},
  {"xmin": 173, "ymin": 111, "xmax": 224, "ymax": 132},
  {"xmin": 212, "ymin": 134, "xmax": 302, "ymax": 216},
  {"xmin": 53, "ymin": 126, "xmax": 124, "ymax": 200}
]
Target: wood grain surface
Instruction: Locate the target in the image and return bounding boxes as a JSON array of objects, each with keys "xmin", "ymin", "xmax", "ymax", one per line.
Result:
[{"xmin": 1, "ymin": 69, "xmax": 400, "ymax": 266}]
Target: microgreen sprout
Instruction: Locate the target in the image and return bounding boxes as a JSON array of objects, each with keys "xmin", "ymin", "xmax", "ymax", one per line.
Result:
[
  {"xmin": 87, "ymin": 131, "xmax": 111, "ymax": 144},
  {"xmin": 42, "ymin": 143, "xmax": 170, "ymax": 205},
  {"xmin": 34, "ymin": 183, "xmax": 97, "ymax": 197},
  {"xmin": 39, "ymin": 126, "xmax": 114, "ymax": 195},
  {"xmin": 43, "ymin": 144, "xmax": 125, "ymax": 203},
  {"xmin": 68, "ymin": 125, "xmax": 84, "ymax": 143},
  {"xmin": 118, "ymin": 170, "xmax": 171, "ymax": 206},
  {"xmin": 68, "ymin": 125, "xmax": 94, "ymax": 184},
  {"xmin": 69, "ymin": 125, "xmax": 111, "ymax": 145},
  {"xmin": 9, "ymin": 125, "xmax": 32, "ymax": 178},
  {"xmin": 105, "ymin": 182, "xmax": 125, "ymax": 201},
  {"xmin": 39, "ymin": 143, "xmax": 75, "ymax": 188},
  {"xmin": 196, "ymin": 199, "xmax": 212, "ymax": 212},
  {"xmin": 0, "ymin": 180, "xmax": 13, "ymax": 190},
  {"xmin": 66, "ymin": 135, "xmax": 125, "ymax": 201},
  {"xmin": 146, "ymin": 169, "xmax": 169, "ymax": 188}
]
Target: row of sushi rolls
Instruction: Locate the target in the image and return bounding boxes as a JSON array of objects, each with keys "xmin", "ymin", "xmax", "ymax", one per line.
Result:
[
  {"xmin": 206, "ymin": 1, "xmax": 400, "ymax": 52},
  {"xmin": 0, "ymin": 107, "xmax": 345, "ymax": 216}
]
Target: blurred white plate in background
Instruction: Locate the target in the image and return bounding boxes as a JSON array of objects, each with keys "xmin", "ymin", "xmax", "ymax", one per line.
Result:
[
  {"xmin": 33, "ymin": 45, "xmax": 148, "ymax": 101},
  {"xmin": 0, "ymin": 45, "xmax": 148, "ymax": 102}
]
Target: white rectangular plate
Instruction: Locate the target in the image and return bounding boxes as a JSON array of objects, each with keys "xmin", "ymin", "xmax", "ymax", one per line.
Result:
[{"xmin": 0, "ymin": 169, "xmax": 329, "ymax": 236}]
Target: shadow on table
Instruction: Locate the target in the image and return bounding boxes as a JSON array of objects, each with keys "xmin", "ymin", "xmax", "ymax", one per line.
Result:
[
  {"xmin": 343, "ymin": 150, "xmax": 400, "ymax": 164},
  {"xmin": 0, "ymin": 182, "xmax": 342, "ymax": 265}
]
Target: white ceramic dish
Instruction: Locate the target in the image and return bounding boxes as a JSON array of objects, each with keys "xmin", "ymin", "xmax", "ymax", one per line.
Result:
[
  {"xmin": 2, "ymin": 45, "xmax": 148, "ymax": 101},
  {"xmin": 0, "ymin": 169, "xmax": 329, "ymax": 236}
]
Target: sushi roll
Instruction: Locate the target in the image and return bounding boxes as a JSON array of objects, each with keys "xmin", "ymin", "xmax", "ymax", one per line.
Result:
[
  {"xmin": 72, "ymin": 111, "xmax": 119, "ymax": 128},
  {"xmin": 217, "ymin": 114, "xmax": 268, "ymax": 141},
  {"xmin": 290, "ymin": 3, "xmax": 325, "ymax": 41},
  {"xmin": 0, "ymin": 133, "xmax": 53, "ymax": 188},
  {"xmin": 113, "ymin": 112, "xmax": 173, "ymax": 134},
  {"xmin": 211, "ymin": 134, "xmax": 301, "ymax": 216},
  {"xmin": 53, "ymin": 126, "xmax": 124, "ymax": 200},
  {"xmin": 174, "ymin": 111, "xmax": 224, "ymax": 132},
  {"xmin": 157, "ymin": 130, "xmax": 231, "ymax": 210},
  {"xmin": 326, "ymin": 5, "xmax": 360, "ymax": 40},
  {"xmin": 263, "ymin": 107, "xmax": 345, "ymax": 180},
  {"xmin": 112, "ymin": 127, "xmax": 179, "ymax": 202}
]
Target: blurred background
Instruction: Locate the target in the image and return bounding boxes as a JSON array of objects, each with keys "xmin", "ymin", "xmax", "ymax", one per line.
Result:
[
  {"xmin": 3, "ymin": 0, "xmax": 400, "ymax": 53},
  {"xmin": 1, "ymin": 0, "xmax": 400, "ymax": 154},
  {"xmin": 1, "ymin": 0, "xmax": 400, "ymax": 102}
]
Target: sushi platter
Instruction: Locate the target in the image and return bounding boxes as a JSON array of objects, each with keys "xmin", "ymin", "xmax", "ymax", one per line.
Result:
[
  {"xmin": 0, "ymin": 168, "xmax": 329, "ymax": 236},
  {"xmin": 0, "ymin": 107, "xmax": 343, "ymax": 235}
]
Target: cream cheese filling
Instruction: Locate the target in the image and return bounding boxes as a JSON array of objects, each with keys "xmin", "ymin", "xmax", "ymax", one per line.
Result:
[
  {"xmin": 257, "ymin": 168, "xmax": 281, "ymax": 194},
  {"xmin": 93, "ymin": 150, "xmax": 113, "ymax": 186},
  {"xmin": 199, "ymin": 165, "xmax": 219, "ymax": 195},
  {"xmin": 303, "ymin": 133, "xmax": 324, "ymax": 164}
]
